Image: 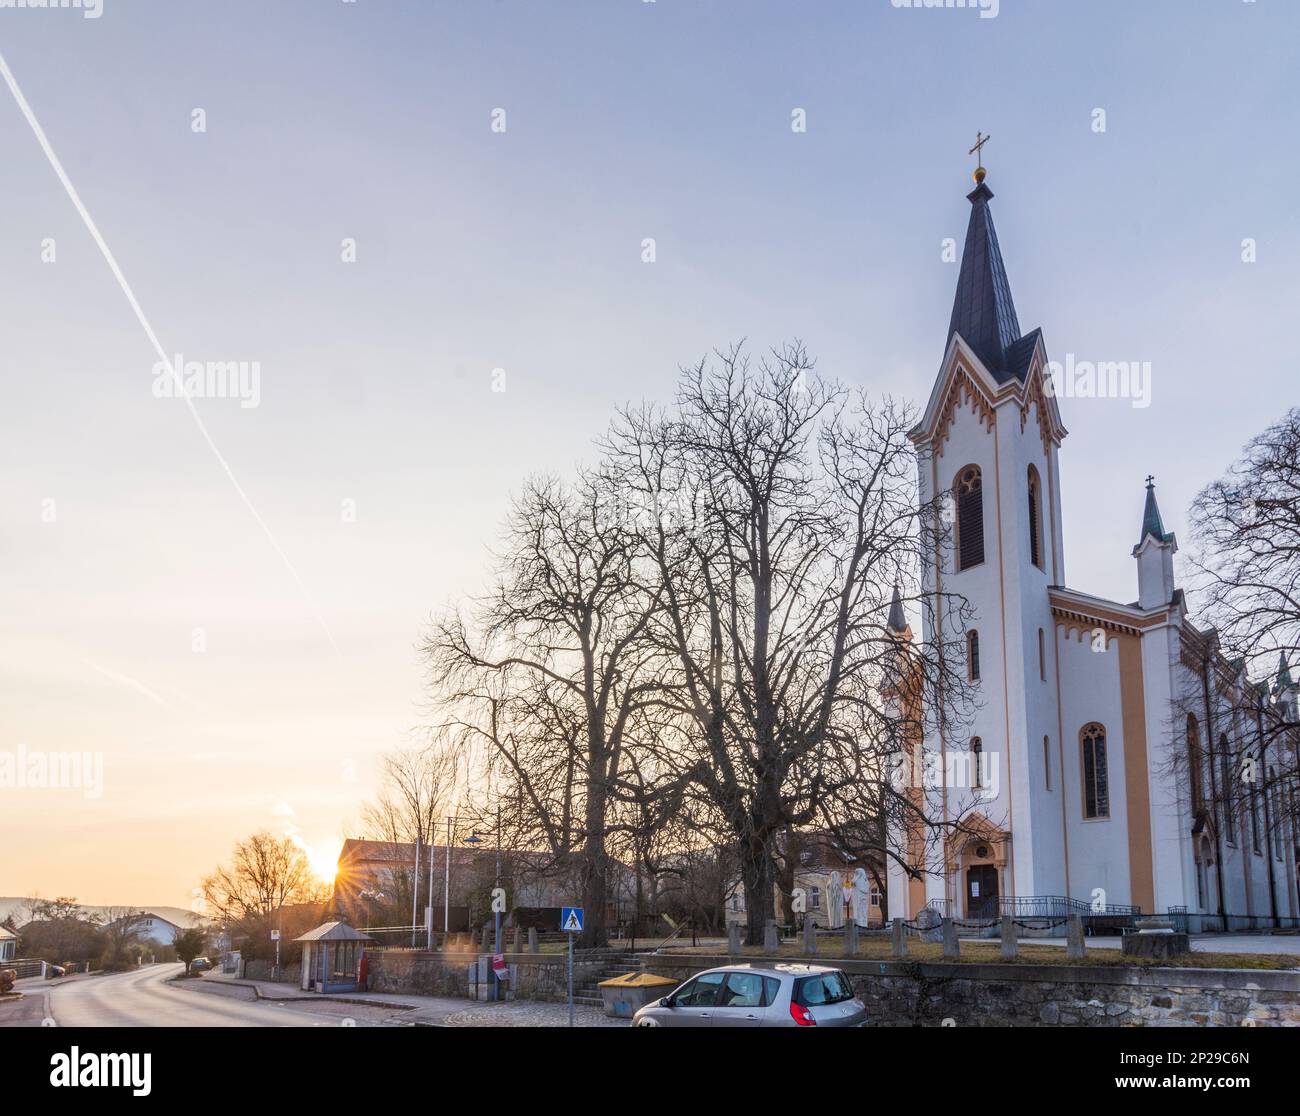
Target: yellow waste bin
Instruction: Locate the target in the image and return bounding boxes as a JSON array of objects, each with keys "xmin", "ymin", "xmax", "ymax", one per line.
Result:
[{"xmin": 597, "ymin": 971, "xmax": 680, "ymax": 1018}]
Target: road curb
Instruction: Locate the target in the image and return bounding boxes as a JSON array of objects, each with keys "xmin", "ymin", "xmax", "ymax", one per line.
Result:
[{"xmin": 192, "ymin": 976, "xmax": 415, "ymax": 1012}]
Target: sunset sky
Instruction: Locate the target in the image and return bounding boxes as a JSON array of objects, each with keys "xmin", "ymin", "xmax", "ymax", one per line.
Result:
[{"xmin": 2, "ymin": 0, "xmax": 1297, "ymax": 908}]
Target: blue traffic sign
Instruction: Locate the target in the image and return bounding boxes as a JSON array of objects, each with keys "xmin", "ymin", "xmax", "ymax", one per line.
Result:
[{"xmin": 561, "ymin": 907, "xmax": 584, "ymax": 933}]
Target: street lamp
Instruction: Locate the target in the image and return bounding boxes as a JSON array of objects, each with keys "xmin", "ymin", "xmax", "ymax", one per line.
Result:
[{"xmin": 442, "ymin": 814, "xmax": 479, "ymax": 941}]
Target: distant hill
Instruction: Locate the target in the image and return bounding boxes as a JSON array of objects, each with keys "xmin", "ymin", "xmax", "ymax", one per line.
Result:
[{"xmin": 0, "ymin": 897, "xmax": 205, "ymax": 929}]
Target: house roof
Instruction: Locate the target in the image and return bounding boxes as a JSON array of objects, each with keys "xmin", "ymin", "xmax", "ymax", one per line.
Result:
[
  {"xmin": 0, "ymin": 925, "xmax": 19, "ymax": 941},
  {"xmin": 294, "ymin": 921, "xmax": 374, "ymax": 943}
]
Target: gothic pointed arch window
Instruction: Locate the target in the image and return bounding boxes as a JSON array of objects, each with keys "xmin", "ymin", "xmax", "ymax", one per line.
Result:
[
  {"xmin": 1248, "ymin": 751, "xmax": 1262, "ymax": 855},
  {"xmin": 1081, "ymin": 723, "xmax": 1109, "ymax": 820},
  {"xmin": 1218, "ymin": 733, "xmax": 1236, "ymax": 845},
  {"xmin": 1027, "ymin": 465, "xmax": 1044, "ymax": 570},
  {"xmin": 954, "ymin": 465, "xmax": 984, "ymax": 571},
  {"xmin": 1187, "ymin": 714, "xmax": 1204, "ymax": 814}
]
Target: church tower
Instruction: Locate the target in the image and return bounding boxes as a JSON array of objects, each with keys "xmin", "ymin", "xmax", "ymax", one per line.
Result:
[{"xmin": 902, "ymin": 164, "xmax": 1069, "ymax": 917}]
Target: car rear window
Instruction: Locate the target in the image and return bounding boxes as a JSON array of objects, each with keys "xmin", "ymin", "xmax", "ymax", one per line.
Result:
[{"xmin": 793, "ymin": 971, "xmax": 855, "ymax": 1006}]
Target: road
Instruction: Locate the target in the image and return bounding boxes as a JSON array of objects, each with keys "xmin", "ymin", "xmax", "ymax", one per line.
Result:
[{"xmin": 44, "ymin": 964, "xmax": 397, "ymax": 1027}]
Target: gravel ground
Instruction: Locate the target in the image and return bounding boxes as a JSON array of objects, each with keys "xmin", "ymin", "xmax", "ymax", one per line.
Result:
[{"xmin": 443, "ymin": 1002, "xmax": 631, "ymax": 1028}]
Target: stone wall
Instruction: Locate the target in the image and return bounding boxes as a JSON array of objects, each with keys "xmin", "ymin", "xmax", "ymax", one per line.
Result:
[
  {"xmin": 242, "ymin": 959, "xmax": 301, "ymax": 984},
  {"xmin": 365, "ymin": 949, "xmax": 610, "ymax": 1003},
  {"xmin": 633, "ymin": 953, "xmax": 1300, "ymax": 1027}
]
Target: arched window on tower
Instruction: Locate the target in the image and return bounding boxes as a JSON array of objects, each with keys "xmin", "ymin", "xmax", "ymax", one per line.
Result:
[
  {"xmin": 954, "ymin": 466, "xmax": 984, "ymax": 571},
  {"xmin": 971, "ymin": 737, "xmax": 983, "ymax": 789},
  {"xmin": 967, "ymin": 630, "xmax": 980, "ymax": 682},
  {"xmin": 1081, "ymin": 723, "xmax": 1109, "ymax": 820},
  {"xmin": 1027, "ymin": 465, "xmax": 1044, "ymax": 570},
  {"xmin": 1186, "ymin": 714, "xmax": 1203, "ymax": 814}
]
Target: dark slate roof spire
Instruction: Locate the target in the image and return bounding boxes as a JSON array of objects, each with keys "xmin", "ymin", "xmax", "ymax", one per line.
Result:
[
  {"xmin": 1276, "ymin": 653, "xmax": 1295, "ymax": 695},
  {"xmin": 887, "ymin": 584, "xmax": 907, "ymax": 634},
  {"xmin": 1138, "ymin": 475, "xmax": 1170, "ymax": 545},
  {"xmin": 948, "ymin": 174, "xmax": 1024, "ymax": 380}
]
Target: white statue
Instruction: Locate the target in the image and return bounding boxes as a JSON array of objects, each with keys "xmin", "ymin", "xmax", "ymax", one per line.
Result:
[
  {"xmin": 826, "ymin": 871, "xmax": 844, "ymax": 928},
  {"xmin": 851, "ymin": 868, "xmax": 871, "ymax": 928}
]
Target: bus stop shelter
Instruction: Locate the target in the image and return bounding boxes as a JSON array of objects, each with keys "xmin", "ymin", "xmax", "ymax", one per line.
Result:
[{"xmin": 296, "ymin": 922, "xmax": 374, "ymax": 993}]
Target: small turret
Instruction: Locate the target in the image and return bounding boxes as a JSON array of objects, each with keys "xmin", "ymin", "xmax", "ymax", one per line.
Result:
[{"xmin": 1133, "ymin": 476, "xmax": 1177, "ymax": 609}]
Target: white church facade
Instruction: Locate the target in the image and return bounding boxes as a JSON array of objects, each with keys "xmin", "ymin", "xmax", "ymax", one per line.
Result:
[{"xmin": 886, "ymin": 169, "xmax": 1300, "ymax": 927}]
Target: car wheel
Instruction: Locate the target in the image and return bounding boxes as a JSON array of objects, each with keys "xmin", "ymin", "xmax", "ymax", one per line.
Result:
[{"xmin": 635, "ymin": 1017, "xmax": 659, "ymax": 1027}]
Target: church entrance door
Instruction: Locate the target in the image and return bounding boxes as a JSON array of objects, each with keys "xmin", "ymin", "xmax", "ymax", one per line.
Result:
[{"xmin": 965, "ymin": 865, "xmax": 999, "ymax": 919}]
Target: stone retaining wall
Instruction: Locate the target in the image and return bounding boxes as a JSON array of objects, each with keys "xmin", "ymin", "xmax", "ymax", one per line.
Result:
[
  {"xmin": 633, "ymin": 953, "xmax": 1300, "ymax": 1027},
  {"xmin": 242, "ymin": 959, "xmax": 301, "ymax": 984},
  {"xmin": 365, "ymin": 949, "xmax": 612, "ymax": 1003}
]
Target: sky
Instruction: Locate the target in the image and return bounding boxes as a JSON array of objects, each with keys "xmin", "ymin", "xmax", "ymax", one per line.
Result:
[{"xmin": 1, "ymin": 0, "xmax": 1297, "ymax": 908}]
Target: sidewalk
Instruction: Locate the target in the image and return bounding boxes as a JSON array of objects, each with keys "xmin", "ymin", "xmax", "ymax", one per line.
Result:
[{"xmin": 200, "ymin": 970, "xmax": 627, "ymax": 1027}]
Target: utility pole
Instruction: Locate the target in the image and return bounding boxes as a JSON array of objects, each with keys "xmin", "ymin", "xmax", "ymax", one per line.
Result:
[
  {"xmin": 411, "ymin": 836, "xmax": 420, "ymax": 948},
  {"xmin": 493, "ymin": 803, "xmax": 502, "ymax": 1001},
  {"xmin": 434, "ymin": 811, "xmax": 444, "ymax": 941},
  {"xmin": 444, "ymin": 816, "xmax": 452, "ymax": 937}
]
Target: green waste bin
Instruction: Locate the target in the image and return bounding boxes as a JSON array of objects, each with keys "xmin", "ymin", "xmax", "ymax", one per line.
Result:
[{"xmin": 598, "ymin": 972, "xmax": 679, "ymax": 1018}]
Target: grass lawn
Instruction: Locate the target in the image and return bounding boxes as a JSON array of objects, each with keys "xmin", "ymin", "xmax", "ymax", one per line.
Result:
[{"xmin": 661, "ymin": 939, "xmax": 1299, "ymax": 970}]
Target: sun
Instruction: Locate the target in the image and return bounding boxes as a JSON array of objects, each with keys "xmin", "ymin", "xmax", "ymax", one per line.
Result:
[{"xmin": 307, "ymin": 839, "xmax": 344, "ymax": 883}]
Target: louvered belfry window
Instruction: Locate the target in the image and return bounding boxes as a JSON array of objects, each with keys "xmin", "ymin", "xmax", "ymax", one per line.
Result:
[{"xmin": 955, "ymin": 466, "xmax": 984, "ymax": 570}]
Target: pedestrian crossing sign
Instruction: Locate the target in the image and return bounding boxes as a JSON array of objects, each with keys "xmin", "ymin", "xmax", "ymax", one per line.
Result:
[{"xmin": 561, "ymin": 907, "xmax": 584, "ymax": 933}]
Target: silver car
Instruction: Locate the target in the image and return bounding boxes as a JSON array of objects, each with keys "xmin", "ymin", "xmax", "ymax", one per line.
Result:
[{"xmin": 632, "ymin": 963, "xmax": 866, "ymax": 1028}]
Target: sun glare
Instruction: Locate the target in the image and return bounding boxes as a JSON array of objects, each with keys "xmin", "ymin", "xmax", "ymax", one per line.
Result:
[{"xmin": 308, "ymin": 839, "xmax": 343, "ymax": 883}]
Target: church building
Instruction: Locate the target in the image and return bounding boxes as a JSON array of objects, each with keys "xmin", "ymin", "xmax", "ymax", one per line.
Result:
[{"xmin": 885, "ymin": 165, "xmax": 1300, "ymax": 927}]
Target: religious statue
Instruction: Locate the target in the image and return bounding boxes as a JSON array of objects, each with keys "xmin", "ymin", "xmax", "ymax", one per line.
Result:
[
  {"xmin": 826, "ymin": 871, "xmax": 844, "ymax": 929},
  {"xmin": 851, "ymin": 867, "xmax": 871, "ymax": 928}
]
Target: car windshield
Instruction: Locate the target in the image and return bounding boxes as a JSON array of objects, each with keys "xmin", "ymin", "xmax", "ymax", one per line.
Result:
[{"xmin": 794, "ymin": 971, "xmax": 854, "ymax": 1006}]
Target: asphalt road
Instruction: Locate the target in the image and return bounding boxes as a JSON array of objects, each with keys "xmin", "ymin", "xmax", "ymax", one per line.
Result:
[{"xmin": 45, "ymin": 964, "xmax": 394, "ymax": 1027}]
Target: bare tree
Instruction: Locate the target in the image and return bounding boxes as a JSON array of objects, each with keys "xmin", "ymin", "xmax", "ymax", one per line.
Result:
[
  {"xmin": 425, "ymin": 472, "xmax": 665, "ymax": 947},
  {"xmin": 1156, "ymin": 409, "xmax": 1300, "ymax": 923},
  {"xmin": 99, "ymin": 907, "xmax": 146, "ymax": 969},
  {"xmin": 603, "ymin": 342, "xmax": 976, "ymax": 943},
  {"xmin": 201, "ymin": 832, "xmax": 327, "ymax": 925},
  {"xmin": 352, "ymin": 738, "xmax": 461, "ymax": 926},
  {"xmin": 1190, "ymin": 408, "xmax": 1300, "ymax": 675}
]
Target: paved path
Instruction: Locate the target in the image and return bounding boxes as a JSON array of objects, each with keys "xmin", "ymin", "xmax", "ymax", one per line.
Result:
[
  {"xmin": 202, "ymin": 970, "xmax": 626, "ymax": 1027},
  {"xmin": 2, "ymin": 963, "xmax": 631, "ymax": 1028},
  {"xmin": 42, "ymin": 964, "xmax": 403, "ymax": 1027}
]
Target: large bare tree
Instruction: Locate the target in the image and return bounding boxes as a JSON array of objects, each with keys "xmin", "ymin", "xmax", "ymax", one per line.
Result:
[
  {"xmin": 201, "ymin": 832, "xmax": 327, "ymax": 925},
  {"xmin": 425, "ymin": 472, "xmax": 665, "ymax": 947},
  {"xmin": 1171, "ymin": 408, "xmax": 1300, "ymax": 920},
  {"xmin": 1190, "ymin": 407, "xmax": 1300, "ymax": 675},
  {"xmin": 602, "ymin": 343, "xmax": 975, "ymax": 943}
]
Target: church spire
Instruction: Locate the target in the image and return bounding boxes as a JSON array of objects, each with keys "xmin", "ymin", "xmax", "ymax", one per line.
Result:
[
  {"xmin": 947, "ymin": 166, "xmax": 1022, "ymax": 380},
  {"xmin": 887, "ymin": 583, "xmax": 907, "ymax": 634},
  {"xmin": 1276, "ymin": 652, "xmax": 1295, "ymax": 696},
  {"xmin": 1138, "ymin": 475, "xmax": 1169, "ymax": 544}
]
